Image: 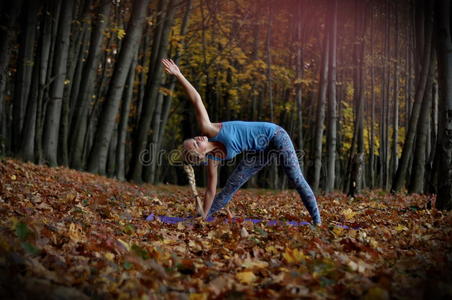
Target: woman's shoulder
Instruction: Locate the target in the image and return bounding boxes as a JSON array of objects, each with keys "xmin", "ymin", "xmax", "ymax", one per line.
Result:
[{"xmin": 204, "ymin": 123, "xmax": 222, "ymax": 138}]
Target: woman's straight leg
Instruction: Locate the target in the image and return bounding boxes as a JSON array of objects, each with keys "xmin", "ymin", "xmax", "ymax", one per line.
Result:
[{"xmin": 271, "ymin": 127, "xmax": 322, "ymax": 224}]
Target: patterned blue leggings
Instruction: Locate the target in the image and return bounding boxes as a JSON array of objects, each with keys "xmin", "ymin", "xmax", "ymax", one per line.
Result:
[{"xmin": 207, "ymin": 126, "xmax": 321, "ymax": 224}]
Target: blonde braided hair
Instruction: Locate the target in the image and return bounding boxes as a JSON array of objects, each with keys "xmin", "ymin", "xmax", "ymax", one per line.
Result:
[{"xmin": 183, "ymin": 163, "xmax": 204, "ymax": 216}]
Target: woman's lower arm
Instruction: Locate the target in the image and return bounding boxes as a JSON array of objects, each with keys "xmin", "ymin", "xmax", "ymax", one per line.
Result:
[{"xmin": 203, "ymin": 190, "xmax": 216, "ymax": 218}]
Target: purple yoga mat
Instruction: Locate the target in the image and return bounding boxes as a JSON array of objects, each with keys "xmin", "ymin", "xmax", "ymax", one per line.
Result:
[{"xmin": 146, "ymin": 213, "xmax": 355, "ymax": 229}]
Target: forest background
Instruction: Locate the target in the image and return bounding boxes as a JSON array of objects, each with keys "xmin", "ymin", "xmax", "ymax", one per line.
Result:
[{"xmin": 0, "ymin": 0, "xmax": 451, "ymax": 208}]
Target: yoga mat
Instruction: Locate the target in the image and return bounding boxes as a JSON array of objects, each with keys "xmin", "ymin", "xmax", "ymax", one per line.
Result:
[{"xmin": 146, "ymin": 213, "xmax": 357, "ymax": 229}]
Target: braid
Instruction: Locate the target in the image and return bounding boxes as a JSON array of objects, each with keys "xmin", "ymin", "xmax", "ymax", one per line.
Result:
[{"xmin": 183, "ymin": 163, "xmax": 204, "ymax": 216}]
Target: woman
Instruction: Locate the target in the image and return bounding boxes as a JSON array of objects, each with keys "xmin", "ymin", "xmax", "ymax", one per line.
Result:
[{"xmin": 162, "ymin": 59, "xmax": 321, "ymax": 225}]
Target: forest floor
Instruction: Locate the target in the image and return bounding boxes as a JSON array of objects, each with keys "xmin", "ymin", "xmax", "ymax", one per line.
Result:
[{"xmin": 0, "ymin": 158, "xmax": 451, "ymax": 300}]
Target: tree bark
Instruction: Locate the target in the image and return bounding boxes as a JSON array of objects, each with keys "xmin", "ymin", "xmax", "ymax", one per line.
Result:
[
  {"xmin": 146, "ymin": 2, "xmax": 179, "ymax": 184},
  {"xmin": 156, "ymin": 0, "xmax": 193, "ymax": 183},
  {"xmin": 12, "ymin": 0, "xmax": 39, "ymax": 153},
  {"xmin": 19, "ymin": 38, "xmax": 40, "ymax": 162},
  {"xmin": 313, "ymin": 21, "xmax": 329, "ymax": 192},
  {"xmin": 347, "ymin": 0, "xmax": 366, "ymax": 195},
  {"xmin": 87, "ymin": 0, "xmax": 150, "ymax": 174},
  {"xmin": 392, "ymin": 1, "xmax": 433, "ymax": 192},
  {"xmin": 326, "ymin": 0, "xmax": 337, "ymax": 193},
  {"xmin": 435, "ymin": 0, "xmax": 452, "ymax": 210},
  {"xmin": 0, "ymin": 1, "xmax": 23, "ymax": 151},
  {"xmin": 59, "ymin": 12, "xmax": 90, "ymax": 167},
  {"xmin": 115, "ymin": 55, "xmax": 137, "ymax": 181},
  {"xmin": 409, "ymin": 63, "xmax": 433, "ymax": 193},
  {"xmin": 129, "ymin": 0, "xmax": 176, "ymax": 183},
  {"xmin": 71, "ymin": 1, "xmax": 112, "ymax": 169},
  {"xmin": 35, "ymin": 1, "xmax": 57, "ymax": 164},
  {"xmin": 42, "ymin": 0, "xmax": 74, "ymax": 167},
  {"xmin": 369, "ymin": 3, "xmax": 376, "ymax": 188},
  {"xmin": 391, "ymin": 3, "xmax": 399, "ymax": 179}
]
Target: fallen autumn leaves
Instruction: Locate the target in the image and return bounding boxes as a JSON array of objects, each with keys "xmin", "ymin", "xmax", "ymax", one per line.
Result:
[{"xmin": 0, "ymin": 158, "xmax": 451, "ymax": 299}]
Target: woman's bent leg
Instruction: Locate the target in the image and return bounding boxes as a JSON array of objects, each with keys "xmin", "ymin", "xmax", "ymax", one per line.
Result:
[
  {"xmin": 207, "ymin": 152, "xmax": 271, "ymax": 217},
  {"xmin": 272, "ymin": 128, "xmax": 321, "ymax": 224}
]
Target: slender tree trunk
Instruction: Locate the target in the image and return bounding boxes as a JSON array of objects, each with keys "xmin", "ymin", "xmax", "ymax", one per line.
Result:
[
  {"xmin": 295, "ymin": 13, "xmax": 304, "ymax": 171},
  {"xmin": 42, "ymin": 0, "xmax": 74, "ymax": 167},
  {"xmin": 88, "ymin": 0, "xmax": 150, "ymax": 174},
  {"xmin": 391, "ymin": 4, "xmax": 399, "ymax": 179},
  {"xmin": 379, "ymin": 49, "xmax": 386, "ymax": 189},
  {"xmin": 35, "ymin": 1, "xmax": 56, "ymax": 164},
  {"xmin": 435, "ymin": 0, "xmax": 452, "ymax": 209},
  {"xmin": 266, "ymin": 4, "xmax": 274, "ymax": 123},
  {"xmin": 147, "ymin": 2, "xmax": 179, "ymax": 184},
  {"xmin": 0, "ymin": 1, "xmax": 23, "ymax": 148},
  {"xmin": 409, "ymin": 63, "xmax": 433, "ymax": 193},
  {"xmin": 129, "ymin": 0, "xmax": 176, "ymax": 182},
  {"xmin": 392, "ymin": 1, "xmax": 433, "ymax": 192},
  {"xmin": 369, "ymin": 4, "xmax": 375, "ymax": 188},
  {"xmin": 59, "ymin": 18, "xmax": 90, "ymax": 167},
  {"xmin": 106, "ymin": 121, "xmax": 118, "ymax": 177},
  {"xmin": 426, "ymin": 80, "xmax": 439, "ymax": 194},
  {"xmin": 348, "ymin": 0, "xmax": 366, "ymax": 195},
  {"xmin": 12, "ymin": 0, "xmax": 39, "ymax": 153},
  {"xmin": 19, "ymin": 39, "xmax": 41, "ymax": 162},
  {"xmin": 313, "ymin": 23, "xmax": 329, "ymax": 192},
  {"xmin": 71, "ymin": 1, "xmax": 112, "ymax": 169},
  {"xmin": 326, "ymin": 0, "xmax": 337, "ymax": 193},
  {"xmin": 157, "ymin": 0, "xmax": 193, "ymax": 183},
  {"xmin": 115, "ymin": 55, "xmax": 137, "ymax": 181},
  {"xmin": 384, "ymin": 0, "xmax": 391, "ymax": 190}
]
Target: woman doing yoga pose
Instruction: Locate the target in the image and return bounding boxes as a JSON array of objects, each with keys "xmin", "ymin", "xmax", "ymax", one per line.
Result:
[{"xmin": 162, "ymin": 59, "xmax": 321, "ymax": 225}]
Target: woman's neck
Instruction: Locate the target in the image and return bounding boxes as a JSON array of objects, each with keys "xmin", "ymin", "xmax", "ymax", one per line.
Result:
[{"xmin": 206, "ymin": 141, "xmax": 226, "ymax": 158}]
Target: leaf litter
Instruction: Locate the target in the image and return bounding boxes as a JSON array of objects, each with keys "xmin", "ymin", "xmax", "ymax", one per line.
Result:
[{"xmin": 0, "ymin": 158, "xmax": 451, "ymax": 299}]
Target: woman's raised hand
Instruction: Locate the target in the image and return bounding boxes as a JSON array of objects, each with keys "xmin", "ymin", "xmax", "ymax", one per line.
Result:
[{"xmin": 161, "ymin": 58, "xmax": 181, "ymax": 76}]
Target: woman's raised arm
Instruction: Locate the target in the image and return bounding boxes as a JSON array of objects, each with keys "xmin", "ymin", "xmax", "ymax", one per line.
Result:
[{"xmin": 161, "ymin": 59, "xmax": 215, "ymax": 136}]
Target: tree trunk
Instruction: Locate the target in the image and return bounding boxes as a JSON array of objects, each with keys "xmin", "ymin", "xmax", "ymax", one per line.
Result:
[
  {"xmin": 391, "ymin": 3, "xmax": 399, "ymax": 179},
  {"xmin": 87, "ymin": 0, "xmax": 150, "ymax": 174},
  {"xmin": 156, "ymin": 0, "xmax": 193, "ymax": 184},
  {"xmin": 409, "ymin": 64, "xmax": 433, "ymax": 193},
  {"xmin": 71, "ymin": 1, "xmax": 112, "ymax": 169},
  {"xmin": 347, "ymin": 0, "xmax": 366, "ymax": 194},
  {"xmin": 12, "ymin": 0, "xmax": 39, "ymax": 153},
  {"xmin": 312, "ymin": 21, "xmax": 329, "ymax": 192},
  {"xmin": 129, "ymin": 0, "xmax": 176, "ymax": 183},
  {"xmin": 383, "ymin": 0, "xmax": 391, "ymax": 190},
  {"xmin": 426, "ymin": 80, "xmax": 439, "ymax": 193},
  {"xmin": 0, "ymin": 1, "xmax": 23, "ymax": 152},
  {"xmin": 59, "ymin": 17, "xmax": 90, "ymax": 167},
  {"xmin": 146, "ymin": 1, "xmax": 179, "ymax": 184},
  {"xmin": 19, "ymin": 40, "xmax": 40, "ymax": 162},
  {"xmin": 115, "ymin": 55, "xmax": 137, "ymax": 181},
  {"xmin": 106, "ymin": 121, "xmax": 118, "ymax": 177},
  {"xmin": 369, "ymin": 3, "xmax": 375, "ymax": 188},
  {"xmin": 392, "ymin": 1, "xmax": 433, "ymax": 192},
  {"xmin": 435, "ymin": 0, "xmax": 452, "ymax": 210},
  {"xmin": 35, "ymin": 1, "xmax": 56, "ymax": 164},
  {"xmin": 42, "ymin": 0, "xmax": 74, "ymax": 167},
  {"xmin": 326, "ymin": 0, "xmax": 337, "ymax": 193}
]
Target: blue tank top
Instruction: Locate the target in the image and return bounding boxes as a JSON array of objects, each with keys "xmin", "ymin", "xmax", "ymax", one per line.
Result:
[{"xmin": 206, "ymin": 121, "xmax": 278, "ymax": 160}]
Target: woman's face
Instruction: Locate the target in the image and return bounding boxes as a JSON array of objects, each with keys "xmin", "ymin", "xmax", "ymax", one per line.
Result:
[{"xmin": 184, "ymin": 136, "xmax": 208, "ymax": 159}]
